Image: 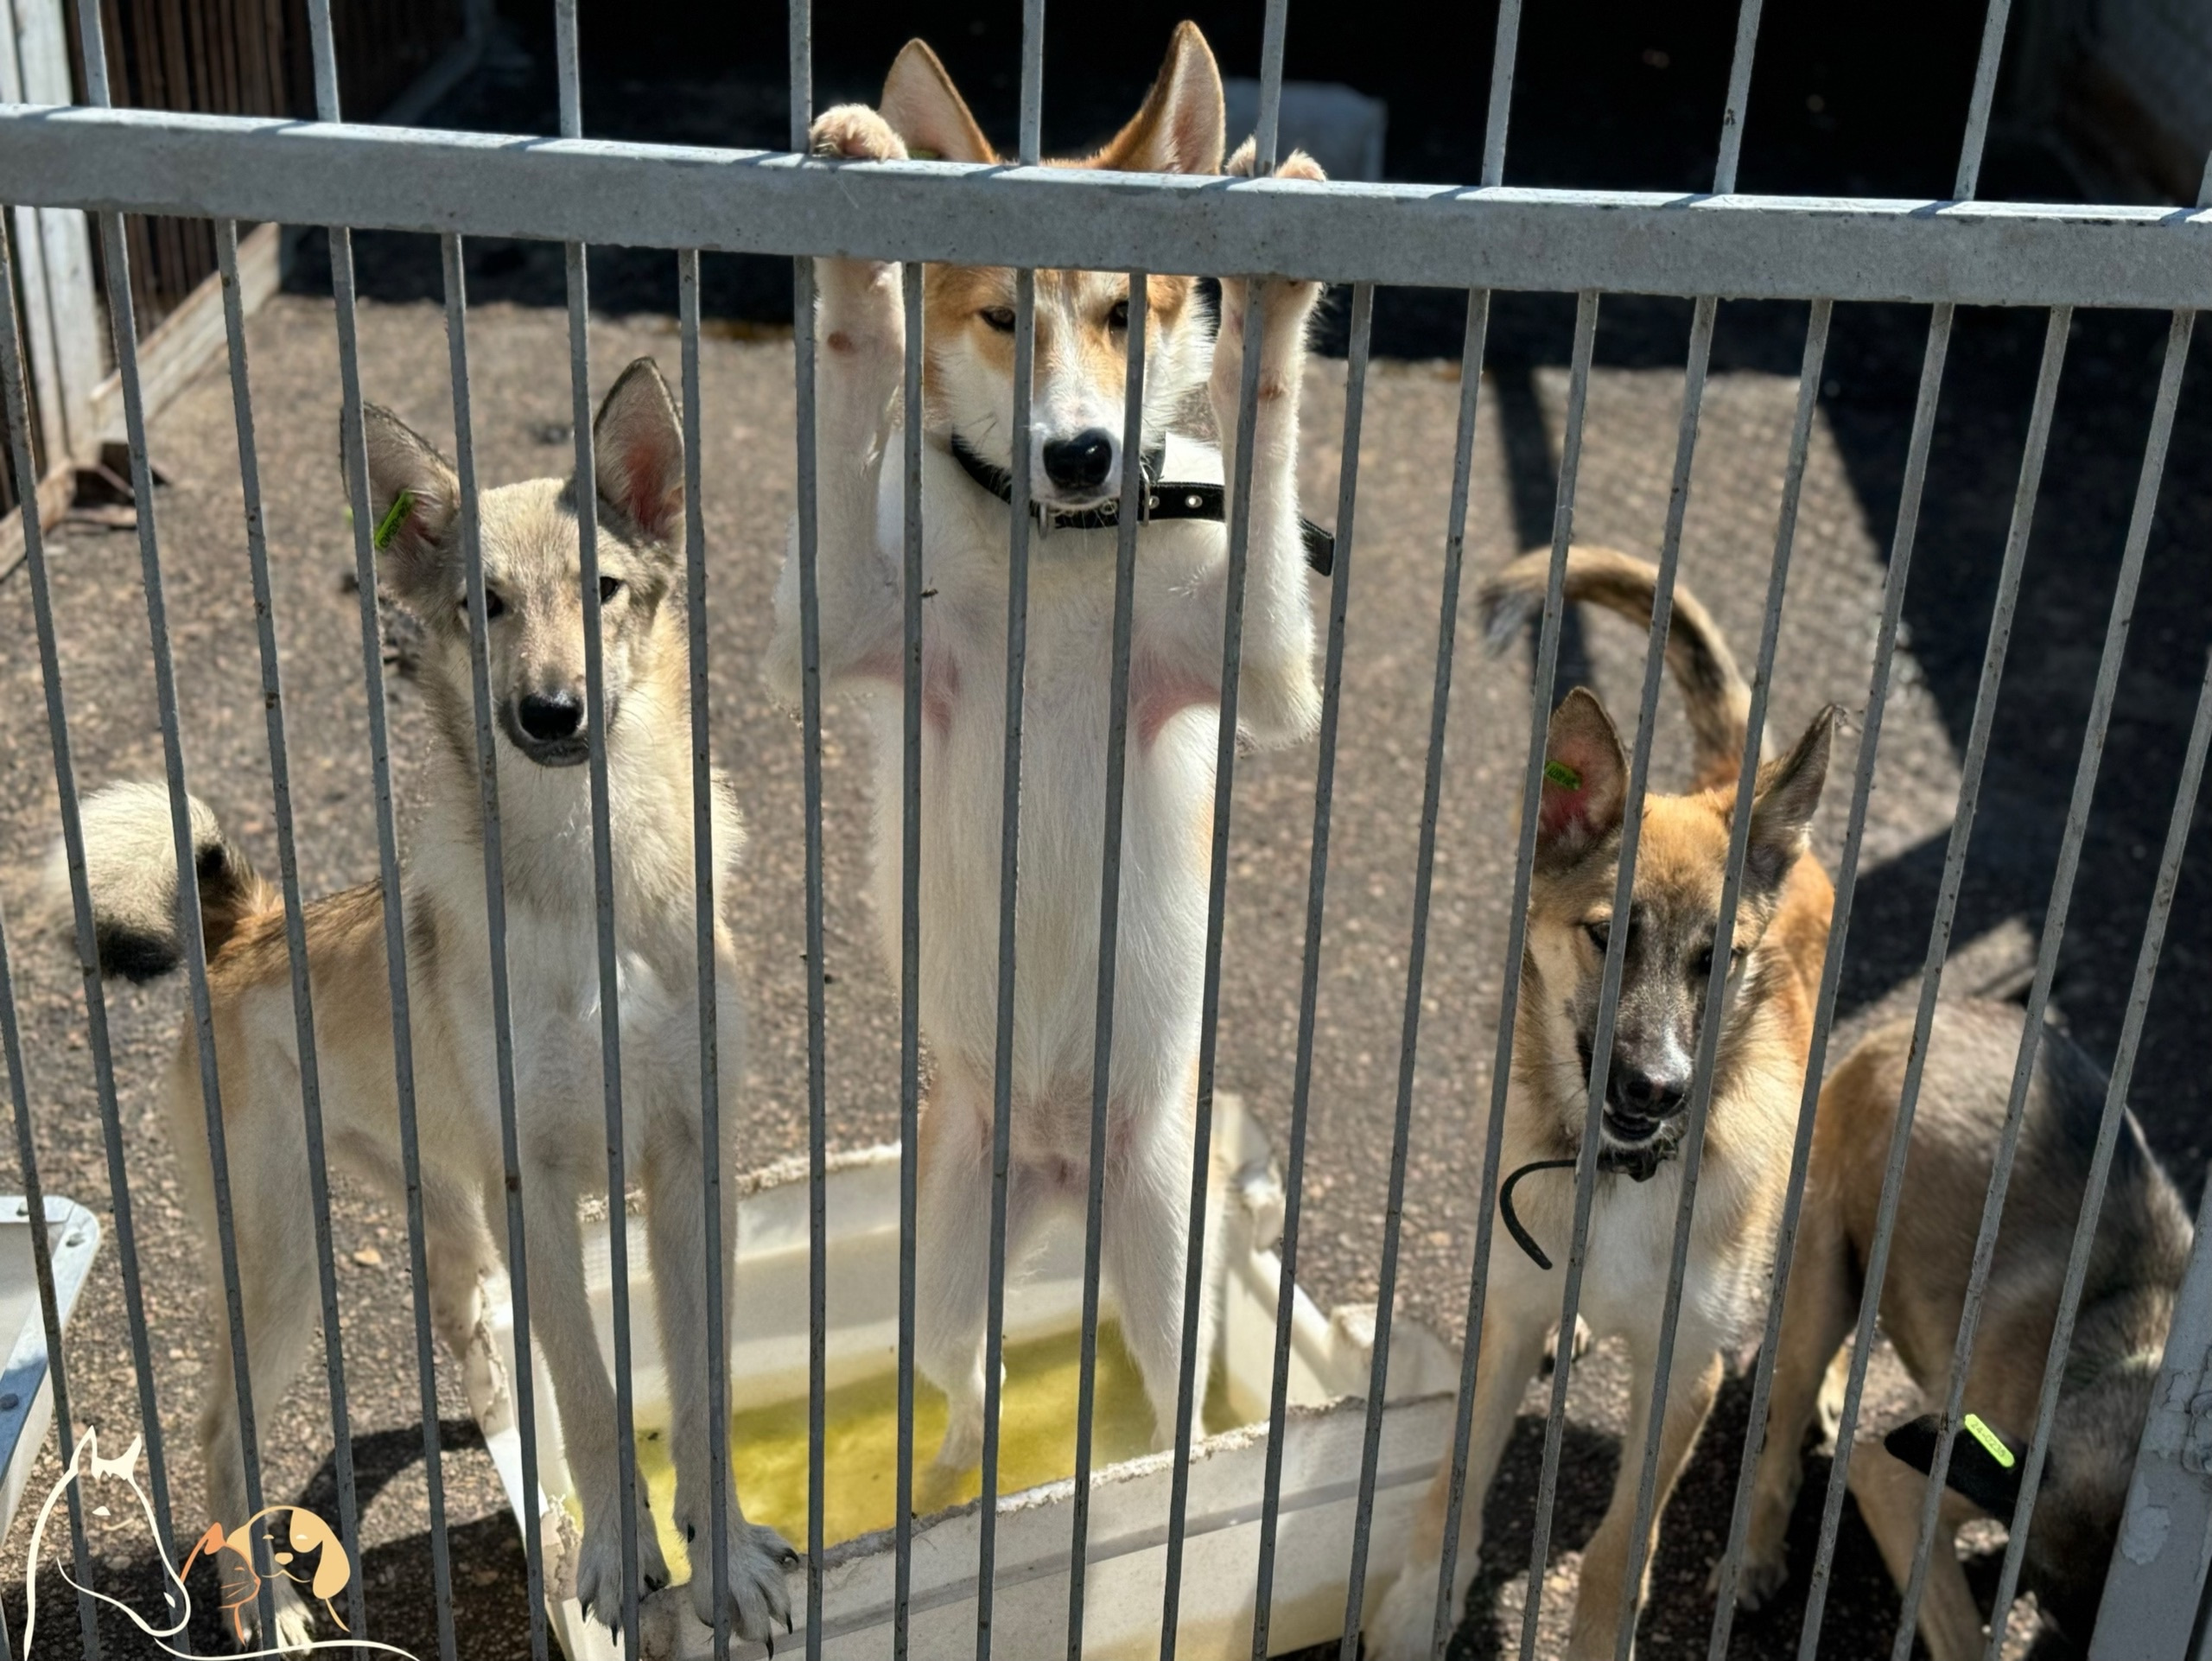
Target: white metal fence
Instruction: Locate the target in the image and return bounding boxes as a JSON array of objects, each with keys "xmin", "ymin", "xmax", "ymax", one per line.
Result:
[{"xmin": 0, "ymin": 0, "xmax": 2209, "ymax": 1657}]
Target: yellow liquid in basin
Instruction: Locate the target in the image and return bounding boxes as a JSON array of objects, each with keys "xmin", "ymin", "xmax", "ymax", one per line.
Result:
[{"xmin": 608, "ymin": 1323, "xmax": 1234, "ymax": 1581}]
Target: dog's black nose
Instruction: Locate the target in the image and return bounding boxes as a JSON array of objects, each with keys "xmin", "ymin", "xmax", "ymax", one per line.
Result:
[
  {"xmin": 1614, "ymin": 1067, "xmax": 1690, "ymax": 1120},
  {"xmin": 518, "ymin": 690, "xmax": 584, "ymax": 742},
  {"xmin": 1042, "ymin": 429, "xmax": 1116, "ymax": 494}
]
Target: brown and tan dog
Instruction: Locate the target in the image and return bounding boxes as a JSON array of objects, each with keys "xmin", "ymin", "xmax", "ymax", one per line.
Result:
[
  {"xmin": 1736, "ymin": 998, "xmax": 2192, "ymax": 1658},
  {"xmin": 1367, "ymin": 545, "xmax": 1838, "ymax": 1659}
]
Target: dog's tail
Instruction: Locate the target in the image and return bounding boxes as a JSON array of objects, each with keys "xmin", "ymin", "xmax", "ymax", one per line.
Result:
[
  {"xmin": 48, "ymin": 784, "xmax": 275, "ymax": 982},
  {"xmin": 1478, "ymin": 544, "xmax": 1756, "ymax": 789}
]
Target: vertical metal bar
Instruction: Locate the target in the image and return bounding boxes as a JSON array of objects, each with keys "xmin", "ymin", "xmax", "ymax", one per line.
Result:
[
  {"xmin": 71, "ymin": 0, "xmax": 276, "ymax": 1626},
  {"xmin": 1700, "ymin": 297, "xmax": 1835, "ymax": 1661},
  {"xmin": 1711, "ymin": 0, "xmax": 1767, "ymax": 194},
  {"xmin": 1249, "ymin": 279, "xmax": 1374, "ymax": 1661},
  {"xmin": 1253, "ymin": 0, "xmax": 1289, "ymax": 172},
  {"xmin": 554, "ymin": 3, "xmax": 645, "ymax": 1645},
  {"xmin": 893, "ymin": 254, "xmax": 925, "ymax": 1661},
  {"xmin": 1067, "ymin": 264, "xmax": 1145, "ymax": 1661},
  {"xmin": 4, "ymin": 205, "xmax": 190, "ymax": 1661},
  {"xmin": 1881, "ymin": 307, "xmax": 2073, "ymax": 1661},
  {"xmin": 0, "ymin": 708, "xmax": 100, "ymax": 1661},
  {"xmin": 1583, "ymin": 292, "xmax": 1726, "ymax": 1661},
  {"xmin": 1516, "ymin": 289, "xmax": 1688, "ymax": 1661},
  {"xmin": 786, "ymin": 11, "xmax": 829, "ymax": 1655},
  {"xmin": 1982, "ymin": 311, "xmax": 2201, "ymax": 1657},
  {"xmin": 976, "ymin": 262, "xmax": 1038, "ymax": 1661},
  {"xmin": 25, "ymin": 10, "xmax": 191, "ymax": 1615},
  {"xmin": 1599, "ymin": 18, "xmax": 1777, "ymax": 1639},
  {"xmin": 300, "ymin": 0, "xmax": 468, "ymax": 1647},
  {"xmin": 679, "ymin": 245, "xmax": 735, "ymax": 1661},
  {"xmin": 1157, "ymin": 274, "xmax": 1269, "ymax": 1661},
  {"xmin": 1017, "ymin": 0, "xmax": 1043, "ymax": 166},
  {"xmin": 1789, "ymin": 305, "xmax": 1960, "ymax": 1661},
  {"xmin": 0, "ymin": 208, "xmax": 106, "ymax": 1661},
  {"xmin": 1952, "ymin": 0, "xmax": 2018, "ymax": 201},
  {"xmin": 214, "ymin": 213, "xmax": 369, "ymax": 1643},
  {"xmin": 1480, "ymin": 0, "xmax": 1526, "ymax": 186},
  {"xmin": 438, "ymin": 228, "xmax": 542, "ymax": 1661},
  {"xmin": 1335, "ymin": 283, "xmax": 1477, "ymax": 1661}
]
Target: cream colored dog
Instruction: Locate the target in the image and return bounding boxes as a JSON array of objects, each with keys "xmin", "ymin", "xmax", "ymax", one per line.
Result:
[
  {"xmin": 770, "ymin": 22, "xmax": 1325, "ymax": 1472},
  {"xmin": 63, "ymin": 363, "xmax": 792, "ymax": 1648}
]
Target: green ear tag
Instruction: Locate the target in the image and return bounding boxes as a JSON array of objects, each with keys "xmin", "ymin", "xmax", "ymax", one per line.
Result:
[
  {"xmin": 907, "ymin": 145, "xmax": 941, "ymax": 161},
  {"xmin": 372, "ymin": 489, "xmax": 414, "ymax": 552},
  {"xmin": 1543, "ymin": 759, "xmax": 1583, "ymax": 790},
  {"xmin": 1962, "ymin": 1413, "xmax": 2016, "ymax": 1468}
]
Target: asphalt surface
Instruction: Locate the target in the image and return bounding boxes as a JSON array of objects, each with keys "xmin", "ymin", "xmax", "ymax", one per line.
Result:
[{"xmin": 3, "ymin": 32, "xmax": 2210, "ymax": 1661}]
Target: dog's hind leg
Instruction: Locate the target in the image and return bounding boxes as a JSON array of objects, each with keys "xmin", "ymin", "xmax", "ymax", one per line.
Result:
[
  {"xmin": 913, "ymin": 1061, "xmax": 997, "ymax": 1478},
  {"xmin": 1846, "ymin": 1442, "xmax": 1985, "ymax": 1661},
  {"xmin": 640, "ymin": 1067, "xmax": 794, "ymax": 1641},
  {"xmin": 1100, "ymin": 1096, "xmax": 1219, "ymax": 1455},
  {"xmin": 194, "ymin": 1129, "xmax": 322, "ymax": 1651}
]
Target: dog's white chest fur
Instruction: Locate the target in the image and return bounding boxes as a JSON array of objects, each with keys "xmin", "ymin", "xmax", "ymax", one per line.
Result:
[{"xmin": 859, "ymin": 432, "xmax": 1230, "ymax": 1111}]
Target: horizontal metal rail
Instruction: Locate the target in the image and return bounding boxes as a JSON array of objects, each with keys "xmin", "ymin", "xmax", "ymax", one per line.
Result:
[{"xmin": 2, "ymin": 104, "xmax": 2209, "ymax": 306}]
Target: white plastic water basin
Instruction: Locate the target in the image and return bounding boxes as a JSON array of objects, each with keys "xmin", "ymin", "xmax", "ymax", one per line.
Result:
[
  {"xmin": 470, "ymin": 1100, "xmax": 1454, "ymax": 1658},
  {"xmin": 0, "ymin": 1197, "xmax": 101, "ymax": 1542}
]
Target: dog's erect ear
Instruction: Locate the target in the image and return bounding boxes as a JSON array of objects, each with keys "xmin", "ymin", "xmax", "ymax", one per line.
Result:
[
  {"xmin": 1095, "ymin": 22, "xmax": 1224, "ymax": 175},
  {"xmin": 1885, "ymin": 1412, "xmax": 2025, "ymax": 1518},
  {"xmin": 880, "ymin": 40, "xmax": 995, "ymax": 163},
  {"xmin": 1744, "ymin": 703, "xmax": 1835, "ymax": 891},
  {"xmin": 593, "ymin": 358, "xmax": 685, "ymax": 546},
  {"xmin": 349, "ymin": 404, "xmax": 460, "ymax": 614},
  {"xmin": 1536, "ymin": 689, "xmax": 1629, "ymax": 869}
]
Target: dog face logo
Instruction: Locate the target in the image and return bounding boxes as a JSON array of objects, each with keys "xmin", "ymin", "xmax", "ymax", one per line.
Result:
[
  {"xmin": 20, "ymin": 1427, "xmax": 418, "ymax": 1657},
  {"xmin": 182, "ymin": 1509, "xmax": 353, "ymax": 1643}
]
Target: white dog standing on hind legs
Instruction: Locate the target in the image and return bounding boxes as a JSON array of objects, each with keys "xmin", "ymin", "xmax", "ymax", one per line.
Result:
[
  {"xmin": 772, "ymin": 21, "xmax": 1326, "ymax": 1477},
  {"xmin": 58, "ymin": 360, "xmax": 794, "ymax": 1650}
]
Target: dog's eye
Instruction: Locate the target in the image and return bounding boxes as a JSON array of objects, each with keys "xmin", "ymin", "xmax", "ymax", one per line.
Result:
[
  {"xmin": 599, "ymin": 575, "xmax": 624, "ymax": 604},
  {"xmin": 1107, "ymin": 299, "xmax": 1131, "ymax": 331},
  {"xmin": 1583, "ymin": 920, "xmax": 1610, "ymax": 952},
  {"xmin": 979, "ymin": 306, "xmax": 1017, "ymax": 333},
  {"xmin": 464, "ymin": 588, "xmax": 507, "ymax": 621}
]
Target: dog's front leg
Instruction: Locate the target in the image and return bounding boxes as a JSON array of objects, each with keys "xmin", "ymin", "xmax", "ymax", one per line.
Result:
[
  {"xmin": 1567, "ymin": 1346, "xmax": 1725, "ymax": 1660},
  {"xmin": 1363, "ymin": 1299, "xmax": 1547, "ymax": 1661},
  {"xmin": 520, "ymin": 1169, "xmax": 671, "ymax": 1630},
  {"xmin": 766, "ymin": 105, "xmax": 911, "ymax": 703},
  {"xmin": 1182, "ymin": 143, "xmax": 1327, "ymax": 748},
  {"xmin": 641, "ymin": 1063, "xmax": 796, "ymax": 1642}
]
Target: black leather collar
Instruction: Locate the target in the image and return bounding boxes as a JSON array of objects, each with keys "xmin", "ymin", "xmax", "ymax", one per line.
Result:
[{"xmin": 947, "ymin": 435, "xmax": 1336, "ymax": 576}]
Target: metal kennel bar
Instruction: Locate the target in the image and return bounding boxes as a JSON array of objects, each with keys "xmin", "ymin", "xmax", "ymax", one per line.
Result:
[{"xmin": 4, "ymin": 0, "xmax": 2212, "ymax": 1652}]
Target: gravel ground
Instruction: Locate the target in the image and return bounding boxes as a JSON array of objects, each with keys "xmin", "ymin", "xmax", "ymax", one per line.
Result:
[{"xmin": 3, "ymin": 45, "xmax": 2209, "ymax": 1661}]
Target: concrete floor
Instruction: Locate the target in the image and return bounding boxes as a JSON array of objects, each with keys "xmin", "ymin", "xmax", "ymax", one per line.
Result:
[{"xmin": 0, "ymin": 267, "xmax": 2206, "ymax": 1661}]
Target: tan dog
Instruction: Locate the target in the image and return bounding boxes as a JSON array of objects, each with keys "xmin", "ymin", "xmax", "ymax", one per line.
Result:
[
  {"xmin": 59, "ymin": 363, "xmax": 792, "ymax": 1648},
  {"xmin": 772, "ymin": 24, "xmax": 1326, "ymax": 1473},
  {"xmin": 1366, "ymin": 546, "xmax": 1838, "ymax": 1659},
  {"xmin": 1736, "ymin": 999, "xmax": 2191, "ymax": 1658}
]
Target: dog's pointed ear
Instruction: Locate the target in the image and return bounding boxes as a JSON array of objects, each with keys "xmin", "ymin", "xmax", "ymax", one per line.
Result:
[
  {"xmin": 1744, "ymin": 703, "xmax": 1836, "ymax": 891},
  {"xmin": 1535, "ymin": 689, "xmax": 1628, "ymax": 869},
  {"xmin": 1884, "ymin": 1412, "xmax": 2025, "ymax": 1518},
  {"xmin": 880, "ymin": 40, "xmax": 995, "ymax": 163},
  {"xmin": 592, "ymin": 358, "xmax": 685, "ymax": 546},
  {"xmin": 348, "ymin": 404, "xmax": 460, "ymax": 616},
  {"xmin": 1095, "ymin": 21, "xmax": 1224, "ymax": 175}
]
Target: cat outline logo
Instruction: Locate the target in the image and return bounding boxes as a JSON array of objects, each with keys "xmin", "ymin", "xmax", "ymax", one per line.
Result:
[{"xmin": 20, "ymin": 1425, "xmax": 418, "ymax": 1657}]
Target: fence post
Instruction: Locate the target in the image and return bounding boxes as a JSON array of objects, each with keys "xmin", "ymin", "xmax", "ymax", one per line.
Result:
[
  {"xmin": 2091, "ymin": 1170, "xmax": 2212, "ymax": 1660},
  {"xmin": 3, "ymin": 0, "xmax": 101, "ymax": 468}
]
